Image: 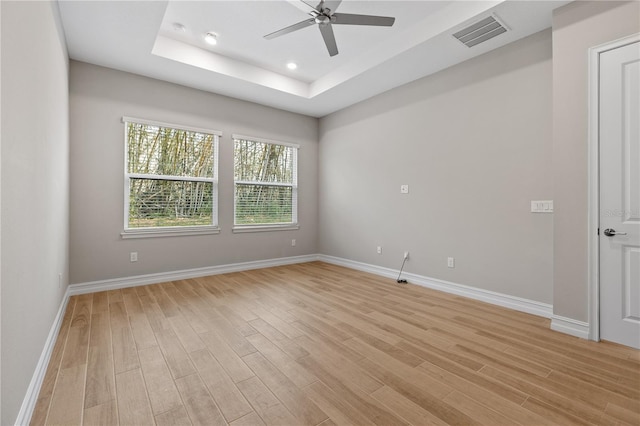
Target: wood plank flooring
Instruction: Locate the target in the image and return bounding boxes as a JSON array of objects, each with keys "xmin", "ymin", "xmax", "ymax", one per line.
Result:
[{"xmin": 32, "ymin": 262, "xmax": 640, "ymax": 425}]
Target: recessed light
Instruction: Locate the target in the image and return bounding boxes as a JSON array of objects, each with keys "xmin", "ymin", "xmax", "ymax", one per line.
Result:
[
  {"xmin": 172, "ymin": 23, "xmax": 186, "ymax": 33},
  {"xmin": 204, "ymin": 32, "xmax": 218, "ymax": 45},
  {"xmin": 286, "ymin": 62, "xmax": 298, "ymax": 70}
]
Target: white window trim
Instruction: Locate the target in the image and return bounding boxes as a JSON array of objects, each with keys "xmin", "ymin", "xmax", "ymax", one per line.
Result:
[
  {"xmin": 232, "ymin": 134, "xmax": 300, "ymax": 149},
  {"xmin": 123, "ymin": 116, "xmax": 223, "ymax": 137},
  {"xmin": 232, "ymin": 224, "xmax": 300, "ymax": 234},
  {"xmin": 232, "ymin": 135, "xmax": 299, "ymax": 232},
  {"xmin": 121, "ymin": 226, "xmax": 220, "ymax": 239},
  {"xmin": 122, "ymin": 117, "xmax": 221, "ymax": 239}
]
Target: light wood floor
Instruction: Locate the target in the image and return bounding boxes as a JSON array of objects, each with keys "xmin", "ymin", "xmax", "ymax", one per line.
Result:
[{"xmin": 32, "ymin": 262, "xmax": 640, "ymax": 426}]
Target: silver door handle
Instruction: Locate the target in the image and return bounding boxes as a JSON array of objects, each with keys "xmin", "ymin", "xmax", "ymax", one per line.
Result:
[{"xmin": 604, "ymin": 228, "xmax": 627, "ymax": 237}]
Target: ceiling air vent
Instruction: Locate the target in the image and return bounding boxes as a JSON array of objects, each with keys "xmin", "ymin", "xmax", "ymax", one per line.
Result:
[{"xmin": 453, "ymin": 15, "xmax": 508, "ymax": 48}]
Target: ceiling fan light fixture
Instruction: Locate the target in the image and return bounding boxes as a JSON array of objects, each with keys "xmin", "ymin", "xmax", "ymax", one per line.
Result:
[
  {"xmin": 263, "ymin": 0, "xmax": 395, "ymax": 57},
  {"xmin": 204, "ymin": 32, "xmax": 218, "ymax": 45},
  {"xmin": 286, "ymin": 62, "xmax": 298, "ymax": 70}
]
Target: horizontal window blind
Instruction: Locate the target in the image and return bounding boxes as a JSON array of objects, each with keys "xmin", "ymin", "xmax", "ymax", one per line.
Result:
[
  {"xmin": 128, "ymin": 179, "xmax": 214, "ymax": 228},
  {"xmin": 124, "ymin": 119, "xmax": 219, "ymax": 230},
  {"xmin": 233, "ymin": 137, "xmax": 298, "ymax": 226}
]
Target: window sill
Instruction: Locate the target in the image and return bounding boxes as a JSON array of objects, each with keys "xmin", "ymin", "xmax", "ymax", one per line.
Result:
[
  {"xmin": 232, "ymin": 224, "xmax": 299, "ymax": 234},
  {"xmin": 121, "ymin": 226, "xmax": 220, "ymax": 239}
]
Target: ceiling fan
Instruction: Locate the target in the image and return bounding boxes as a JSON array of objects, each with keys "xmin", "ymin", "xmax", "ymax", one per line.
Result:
[{"xmin": 264, "ymin": 0, "xmax": 396, "ymax": 57}]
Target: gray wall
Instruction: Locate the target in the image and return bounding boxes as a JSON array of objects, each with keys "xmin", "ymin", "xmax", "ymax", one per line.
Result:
[
  {"xmin": 1, "ymin": 4, "xmax": 3, "ymax": 423},
  {"xmin": 69, "ymin": 62, "xmax": 318, "ymax": 284},
  {"xmin": 2, "ymin": 3, "xmax": 636, "ymax": 422},
  {"xmin": 1, "ymin": 1, "xmax": 69, "ymax": 424},
  {"xmin": 318, "ymin": 30, "xmax": 554, "ymax": 304},
  {"xmin": 552, "ymin": 1, "xmax": 640, "ymax": 322}
]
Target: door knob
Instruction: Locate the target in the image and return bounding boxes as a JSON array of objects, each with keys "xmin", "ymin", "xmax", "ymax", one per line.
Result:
[{"xmin": 604, "ymin": 228, "xmax": 627, "ymax": 237}]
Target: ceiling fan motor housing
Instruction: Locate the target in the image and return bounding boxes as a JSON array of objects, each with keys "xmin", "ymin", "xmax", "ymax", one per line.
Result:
[{"xmin": 315, "ymin": 15, "xmax": 331, "ymax": 25}]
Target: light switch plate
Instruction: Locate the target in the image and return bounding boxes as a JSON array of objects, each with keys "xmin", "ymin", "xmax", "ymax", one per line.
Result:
[{"xmin": 531, "ymin": 200, "xmax": 553, "ymax": 213}]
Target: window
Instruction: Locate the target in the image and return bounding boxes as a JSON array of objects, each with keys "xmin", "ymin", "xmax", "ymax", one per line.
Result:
[
  {"xmin": 123, "ymin": 117, "xmax": 220, "ymax": 238},
  {"xmin": 233, "ymin": 135, "xmax": 298, "ymax": 231}
]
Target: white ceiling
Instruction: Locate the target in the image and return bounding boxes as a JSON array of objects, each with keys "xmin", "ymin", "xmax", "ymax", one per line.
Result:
[{"xmin": 57, "ymin": 0, "xmax": 569, "ymax": 117}]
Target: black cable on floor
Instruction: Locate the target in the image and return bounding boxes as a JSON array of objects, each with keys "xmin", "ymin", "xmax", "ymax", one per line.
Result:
[{"xmin": 396, "ymin": 257, "xmax": 408, "ymax": 284}]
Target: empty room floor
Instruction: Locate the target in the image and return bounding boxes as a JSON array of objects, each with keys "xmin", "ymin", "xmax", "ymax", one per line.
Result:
[{"xmin": 32, "ymin": 262, "xmax": 640, "ymax": 425}]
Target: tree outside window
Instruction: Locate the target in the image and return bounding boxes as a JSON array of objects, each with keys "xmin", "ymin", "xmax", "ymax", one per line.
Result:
[
  {"xmin": 233, "ymin": 136, "xmax": 298, "ymax": 227},
  {"xmin": 124, "ymin": 119, "xmax": 219, "ymax": 231}
]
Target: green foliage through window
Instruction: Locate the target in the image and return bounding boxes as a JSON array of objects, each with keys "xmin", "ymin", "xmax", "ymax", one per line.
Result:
[
  {"xmin": 234, "ymin": 137, "xmax": 297, "ymax": 225},
  {"xmin": 125, "ymin": 121, "xmax": 218, "ymax": 229}
]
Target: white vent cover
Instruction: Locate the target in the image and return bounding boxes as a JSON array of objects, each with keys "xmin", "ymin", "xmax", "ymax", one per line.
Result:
[{"xmin": 453, "ymin": 15, "xmax": 508, "ymax": 48}]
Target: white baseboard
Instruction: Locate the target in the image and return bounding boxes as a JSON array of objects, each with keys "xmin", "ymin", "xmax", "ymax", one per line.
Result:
[
  {"xmin": 68, "ymin": 254, "xmax": 320, "ymax": 295},
  {"xmin": 20, "ymin": 253, "xmax": 572, "ymax": 424},
  {"xmin": 17, "ymin": 254, "xmax": 318, "ymax": 425},
  {"xmin": 550, "ymin": 315, "xmax": 590, "ymax": 339},
  {"xmin": 15, "ymin": 288, "xmax": 70, "ymax": 426},
  {"xmin": 318, "ymin": 254, "xmax": 553, "ymax": 318}
]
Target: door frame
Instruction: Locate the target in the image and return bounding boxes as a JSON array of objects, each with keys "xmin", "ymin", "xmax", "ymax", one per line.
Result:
[{"xmin": 587, "ymin": 32, "xmax": 640, "ymax": 342}]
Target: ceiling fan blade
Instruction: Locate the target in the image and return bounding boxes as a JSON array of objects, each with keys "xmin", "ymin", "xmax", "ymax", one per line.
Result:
[
  {"xmin": 318, "ymin": 23, "xmax": 338, "ymax": 57},
  {"xmin": 332, "ymin": 13, "xmax": 395, "ymax": 27},
  {"xmin": 322, "ymin": 0, "xmax": 343, "ymax": 13},
  {"xmin": 264, "ymin": 18, "xmax": 316, "ymax": 39},
  {"xmin": 299, "ymin": 0, "xmax": 322, "ymax": 13}
]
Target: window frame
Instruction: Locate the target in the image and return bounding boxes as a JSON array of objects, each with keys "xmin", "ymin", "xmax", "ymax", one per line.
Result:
[
  {"xmin": 232, "ymin": 134, "xmax": 299, "ymax": 233},
  {"xmin": 121, "ymin": 116, "xmax": 221, "ymax": 239}
]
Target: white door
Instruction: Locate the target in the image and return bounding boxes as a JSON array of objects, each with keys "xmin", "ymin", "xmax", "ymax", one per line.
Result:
[{"xmin": 599, "ymin": 40, "xmax": 640, "ymax": 349}]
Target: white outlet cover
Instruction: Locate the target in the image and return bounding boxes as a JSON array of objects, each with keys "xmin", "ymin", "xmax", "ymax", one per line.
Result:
[{"xmin": 400, "ymin": 185, "xmax": 409, "ymax": 194}]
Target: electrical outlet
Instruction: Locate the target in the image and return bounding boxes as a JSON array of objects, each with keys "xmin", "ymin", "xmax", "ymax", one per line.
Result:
[
  {"xmin": 404, "ymin": 251, "xmax": 410, "ymax": 260},
  {"xmin": 377, "ymin": 246, "xmax": 382, "ymax": 254},
  {"xmin": 400, "ymin": 184, "xmax": 409, "ymax": 194},
  {"xmin": 447, "ymin": 257, "xmax": 455, "ymax": 268},
  {"xmin": 291, "ymin": 239, "xmax": 296, "ymax": 247},
  {"xmin": 130, "ymin": 252, "xmax": 138, "ymax": 262}
]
